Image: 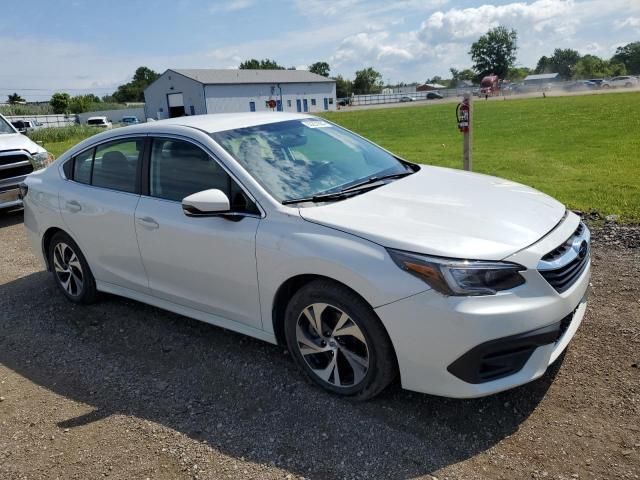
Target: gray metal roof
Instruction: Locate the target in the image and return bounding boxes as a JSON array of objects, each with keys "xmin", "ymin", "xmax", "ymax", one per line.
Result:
[
  {"xmin": 170, "ymin": 69, "xmax": 334, "ymax": 85},
  {"xmin": 524, "ymin": 73, "xmax": 560, "ymax": 81}
]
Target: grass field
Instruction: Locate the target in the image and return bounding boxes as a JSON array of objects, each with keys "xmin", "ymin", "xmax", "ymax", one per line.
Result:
[
  {"xmin": 323, "ymin": 92, "xmax": 640, "ymax": 222},
  {"xmin": 45, "ymin": 92, "xmax": 640, "ymax": 221}
]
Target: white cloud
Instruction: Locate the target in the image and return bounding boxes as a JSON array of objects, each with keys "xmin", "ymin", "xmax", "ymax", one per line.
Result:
[
  {"xmin": 209, "ymin": 0, "xmax": 254, "ymax": 14},
  {"xmin": 331, "ymin": 32, "xmax": 414, "ymax": 69}
]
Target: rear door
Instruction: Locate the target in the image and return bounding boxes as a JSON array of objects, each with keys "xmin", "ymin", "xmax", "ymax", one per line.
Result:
[
  {"xmin": 134, "ymin": 136, "xmax": 262, "ymax": 328},
  {"xmin": 59, "ymin": 137, "xmax": 149, "ymax": 292}
]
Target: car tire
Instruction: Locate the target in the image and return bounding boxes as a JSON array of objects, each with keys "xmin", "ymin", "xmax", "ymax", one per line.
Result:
[
  {"xmin": 284, "ymin": 279, "xmax": 397, "ymax": 400},
  {"xmin": 48, "ymin": 231, "xmax": 97, "ymax": 304}
]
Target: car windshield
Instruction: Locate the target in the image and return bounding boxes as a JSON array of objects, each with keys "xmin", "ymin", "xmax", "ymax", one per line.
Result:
[
  {"xmin": 211, "ymin": 119, "xmax": 412, "ymax": 202},
  {"xmin": 88, "ymin": 119, "xmax": 105, "ymax": 125},
  {"xmin": 0, "ymin": 116, "xmax": 15, "ymax": 134}
]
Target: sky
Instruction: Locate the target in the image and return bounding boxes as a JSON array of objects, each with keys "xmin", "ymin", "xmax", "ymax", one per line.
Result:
[{"xmin": 1, "ymin": 0, "xmax": 639, "ymax": 101}]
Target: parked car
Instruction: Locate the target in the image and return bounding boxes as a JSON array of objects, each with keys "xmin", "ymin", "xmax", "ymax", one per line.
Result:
[
  {"xmin": 87, "ymin": 116, "xmax": 112, "ymax": 128},
  {"xmin": 563, "ymin": 80, "xmax": 597, "ymax": 91},
  {"xmin": 602, "ymin": 76, "xmax": 639, "ymax": 88},
  {"xmin": 426, "ymin": 91, "xmax": 443, "ymax": 100},
  {"xmin": 337, "ymin": 99, "xmax": 351, "ymax": 107},
  {"xmin": 121, "ymin": 116, "xmax": 139, "ymax": 125},
  {"xmin": 587, "ymin": 79, "xmax": 605, "ymax": 88},
  {"xmin": 22, "ymin": 112, "xmax": 590, "ymax": 400},
  {"xmin": 0, "ymin": 113, "xmax": 54, "ymax": 211},
  {"xmin": 399, "ymin": 96, "xmax": 416, "ymax": 102},
  {"xmin": 10, "ymin": 119, "xmax": 44, "ymax": 133}
]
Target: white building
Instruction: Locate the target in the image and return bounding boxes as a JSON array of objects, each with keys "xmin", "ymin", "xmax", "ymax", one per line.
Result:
[{"xmin": 144, "ymin": 69, "xmax": 337, "ymax": 119}]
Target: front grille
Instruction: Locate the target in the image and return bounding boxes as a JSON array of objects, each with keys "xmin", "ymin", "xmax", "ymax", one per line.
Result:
[
  {"xmin": 0, "ymin": 151, "xmax": 33, "ymax": 181},
  {"xmin": 539, "ymin": 222, "xmax": 590, "ymax": 293}
]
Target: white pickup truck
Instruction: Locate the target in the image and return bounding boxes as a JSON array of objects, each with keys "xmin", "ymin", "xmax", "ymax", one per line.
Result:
[{"xmin": 0, "ymin": 113, "xmax": 54, "ymax": 211}]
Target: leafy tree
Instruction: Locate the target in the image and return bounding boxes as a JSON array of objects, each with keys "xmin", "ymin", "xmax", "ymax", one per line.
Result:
[
  {"xmin": 352, "ymin": 67, "xmax": 383, "ymax": 94},
  {"xmin": 534, "ymin": 55, "xmax": 552, "ymax": 74},
  {"xmin": 611, "ymin": 42, "xmax": 640, "ymax": 74},
  {"xmin": 469, "ymin": 26, "xmax": 518, "ymax": 79},
  {"xmin": 309, "ymin": 61, "xmax": 330, "ymax": 77},
  {"xmin": 50, "ymin": 92, "xmax": 71, "ymax": 114},
  {"xmin": 507, "ymin": 67, "xmax": 531, "ymax": 81},
  {"xmin": 69, "ymin": 95, "xmax": 95, "ymax": 114},
  {"xmin": 239, "ymin": 58, "xmax": 285, "ymax": 69},
  {"xmin": 333, "ymin": 75, "xmax": 353, "ymax": 98},
  {"xmin": 449, "ymin": 68, "xmax": 476, "ymax": 84},
  {"xmin": 607, "ymin": 61, "xmax": 627, "ymax": 76},
  {"xmin": 550, "ymin": 48, "xmax": 581, "ymax": 79},
  {"xmin": 7, "ymin": 93, "xmax": 25, "ymax": 104},
  {"xmin": 425, "ymin": 75, "xmax": 445, "ymax": 84},
  {"xmin": 101, "ymin": 94, "xmax": 117, "ymax": 103},
  {"xmin": 113, "ymin": 66, "xmax": 160, "ymax": 103},
  {"xmin": 573, "ymin": 55, "xmax": 612, "ymax": 79}
]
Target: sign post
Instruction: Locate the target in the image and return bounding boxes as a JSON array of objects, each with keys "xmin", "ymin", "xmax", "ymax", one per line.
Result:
[
  {"xmin": 456, "ymin": 92, "xmax": 473, "ymax": 171},
  {"xmin": 463, "ymin": 92, "xmax": 472, "ymax": 171}
]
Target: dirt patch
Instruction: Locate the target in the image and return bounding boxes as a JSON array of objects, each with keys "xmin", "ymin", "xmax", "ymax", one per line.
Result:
[{"xmin": 0, "ymin": 209, "xmax": 638, "ymax": 479}]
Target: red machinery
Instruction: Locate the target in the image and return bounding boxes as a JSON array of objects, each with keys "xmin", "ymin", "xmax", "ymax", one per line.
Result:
[{"xmin": 480, "ymin": 74, "xmax": 499, "ymax": 96}]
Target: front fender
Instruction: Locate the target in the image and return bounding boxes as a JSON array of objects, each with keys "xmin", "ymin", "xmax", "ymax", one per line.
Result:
[{"xmin": 255, "ymin": 212, "xmax": 427, "ymax": 335}]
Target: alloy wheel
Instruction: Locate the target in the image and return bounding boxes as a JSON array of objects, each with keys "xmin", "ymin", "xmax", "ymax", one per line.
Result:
[
  {"xmin": 53, "ymin": 242, "xmax": 84, "ymax": 297},
  {"xmin": 295, "ymin": 302, "xmax": 370, "ymax": 388}
]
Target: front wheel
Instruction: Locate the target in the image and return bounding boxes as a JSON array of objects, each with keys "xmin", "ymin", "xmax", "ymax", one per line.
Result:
[
  {"xmin": 48, "ymin": 231, "xmax": 97, "ymax": 304},
  {"xmin": 284, "ymin": 280, "xmax": 397, "ymax": 400}
]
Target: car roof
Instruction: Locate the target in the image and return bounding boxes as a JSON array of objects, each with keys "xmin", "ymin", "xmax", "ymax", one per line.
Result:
[
  {"xmin": 87, "ymin": 116, "xmax": 108, "ymax": 120},
  {"xmin": 139, "ymin": 112, "xmax": 316, "ymax": 134}
]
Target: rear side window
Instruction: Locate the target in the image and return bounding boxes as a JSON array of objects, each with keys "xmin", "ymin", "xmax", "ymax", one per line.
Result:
[
  {"xmin": 91, "ymin": 139, "xmax": 143, "ymax": 193},
  {"xmin": 73, "ymin": 149, "xmax": 94, "ymax": 184}
]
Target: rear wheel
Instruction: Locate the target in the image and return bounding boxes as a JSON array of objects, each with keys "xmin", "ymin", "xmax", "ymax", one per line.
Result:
[
  {"xmin": 48, "ymin": 232, "xmax": 97, "ymax": 304},
  {"xmin": 284, "ymin": 280, "xmax": 397, "ymax": 400}
]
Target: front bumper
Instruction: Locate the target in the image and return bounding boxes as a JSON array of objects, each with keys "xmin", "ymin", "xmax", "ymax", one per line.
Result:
[
  {"xmin": 0, "ymin": 185, "xmax": 23, "ymax": 209},
  {"xmin": 375, "ymin": 212, "xmax": 591, "ymax": 398}
]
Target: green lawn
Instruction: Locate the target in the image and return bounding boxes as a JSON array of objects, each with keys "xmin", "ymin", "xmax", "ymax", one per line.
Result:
[
  {"xmin": 322, "ymin": 92, "xmax": 640, "ymax": 222},
  {"xmin": 44, "ymin": 92, "xmax": 640, "ymax": 221}
]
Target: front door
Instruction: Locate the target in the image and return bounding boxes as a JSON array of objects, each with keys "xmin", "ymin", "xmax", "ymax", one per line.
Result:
[
  {"xmin": 303, "ymin": 99, "xmax": 308, "ymax": 112},
  {"xmin": 134, "ymin": 137, "xmax": 262, "ymax": 328},
  {"xmin": 59, "ymin": 138, "xmax": 149, "ymax": 292},
  {"xmin": 296, "ymin": 99, "xmax": 302, "ymax": 112}
]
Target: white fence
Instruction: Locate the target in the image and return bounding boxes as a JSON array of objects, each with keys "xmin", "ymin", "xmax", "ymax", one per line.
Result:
[{"xmin": 5, "ymin": 114, "xmax": 76, "ymax": 128}]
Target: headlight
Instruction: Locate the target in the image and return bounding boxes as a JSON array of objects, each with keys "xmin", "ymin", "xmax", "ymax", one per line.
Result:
[
  {"xmin": 31, "ymin": 151, "xmax": 55, "ymax": 170},
  {"xmin": 387, "ymin": 249, "xmax": 525, "ymax": 296}
]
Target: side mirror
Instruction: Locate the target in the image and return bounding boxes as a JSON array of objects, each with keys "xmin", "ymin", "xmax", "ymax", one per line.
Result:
[{"xmin": 182, "ymin": 189, "xmax": 230, "ymax": 217}]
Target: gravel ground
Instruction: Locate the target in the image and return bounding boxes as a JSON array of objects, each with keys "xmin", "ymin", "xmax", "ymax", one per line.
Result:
[{"xmin": 0, "ymin": 209, "xmax": 638, "ymax": 480}]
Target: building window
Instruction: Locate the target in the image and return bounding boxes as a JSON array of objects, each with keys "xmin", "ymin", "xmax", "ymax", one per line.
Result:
[
  {"xmin": 189, "ymin": 105, "xmax": 195, "ymax": 115},
  {"xmin": 249, "ymin": 101, "xmax": 256, "ymax": 112},
  {"xmin": 311, "ymin": 99, "xmax": 317, "ymax": 106},
  {"xmin": 329, "ymin": 98, "xmax": 334, "ymax": 104},
  {"xmin": 287, "ymin": 99, "xmax": 292, "ymax": 107}
]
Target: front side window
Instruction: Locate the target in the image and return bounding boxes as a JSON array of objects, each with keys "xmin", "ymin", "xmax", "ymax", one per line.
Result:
[
  {"xmin": 91, "ymin": 139, "xmax": 142, "ymax": 193},
  {"xmin": 149, "ymin": 138, "xmax": 258, "ymax": 213},
  {"xmin": 211, "ymin": 119, "xmax": 411, "ymax": 202}
]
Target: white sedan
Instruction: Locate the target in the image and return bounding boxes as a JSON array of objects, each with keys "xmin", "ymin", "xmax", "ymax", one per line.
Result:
[{"xmin": 22, "ymin": 113, "xmax": 590, "ymax": 400}]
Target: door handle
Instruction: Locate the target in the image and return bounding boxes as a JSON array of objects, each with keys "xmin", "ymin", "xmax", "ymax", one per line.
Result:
[
  {"xmin": 137, "ymin": 216, "xmax": 159, "ymax": 230},
  {"xmin": 65, "ymin": 200, "xmax": 81, "ymax": 213}
]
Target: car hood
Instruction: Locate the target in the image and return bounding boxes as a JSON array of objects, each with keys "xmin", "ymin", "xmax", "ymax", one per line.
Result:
[
  {"xmin": 298, "ymin": 166, "xmax": 566, "ymax": 260},
  {"xmin": 0, "ymin": 133, "xmax": 46, "ymax": 153}
]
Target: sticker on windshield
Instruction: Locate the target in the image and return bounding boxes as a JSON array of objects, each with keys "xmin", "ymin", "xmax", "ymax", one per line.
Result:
[{"xmin": 301, "ymin": 120, "xmax": 332, "ymax": 129}]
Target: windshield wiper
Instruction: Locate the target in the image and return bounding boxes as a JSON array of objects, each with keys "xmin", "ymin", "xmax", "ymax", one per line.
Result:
[
  {"xmin": 337, "ymin": 170, "xmax": 414, "ymax": 194},
  {"xmin": 282, "ymin": 170, "xmax": 414, "ymax": 205}
]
